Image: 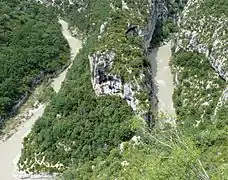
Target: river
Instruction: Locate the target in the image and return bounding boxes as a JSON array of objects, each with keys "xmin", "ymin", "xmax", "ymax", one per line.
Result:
[
  {"xmin": 0, "ymin": 20, "xmax": 82, "ymax": 180},
  {"xmin": 0, "ymin": 20, "xmax": 176, "ymax": 179},
  {"xmin": 148, "ymin": 42, "xmax": 176, "ymax": 123}
]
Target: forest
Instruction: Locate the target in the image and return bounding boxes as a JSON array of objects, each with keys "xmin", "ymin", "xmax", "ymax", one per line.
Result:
[
  {"xmin": 19, "ymin": 0, "xmax": 152, "ymax": 173},
  {"xmin": 17, "ymin": 0, "xmax": 228, "ymax": 179},
  {"xmin": 171, "ymin": 51, "xmax": 228, "ymax": 177},
  {"xmin": 0, "ymin": 0, "xmax": 70, "ymax": 123},
  {"xmin": 56, "ymin": 53, "xmax": 228, "ymax": 179},
  {"xmin": 18, "ymin": 28, "xmax": 135, "ymax": 173}
]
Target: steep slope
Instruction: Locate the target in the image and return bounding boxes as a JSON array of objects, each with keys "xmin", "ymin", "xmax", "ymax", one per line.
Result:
[
  {"xmin": 18, "ymin": 0, "xmax": 170, "ymax": 174},
  {"xmin": 0, "ymin": 0, "xmax": 70, "ymax": 124},
  {"xmin": 18, "ymin": 0, "xmax": 228, "ymax": 179},
  {"xmin": 175, "ymin": 0, "xmax": 228, "ymax": 80},
  {"xmin": 0, "ymin": 17, "xmax": 81, "ymax": 180},
  {"xmin": 172, "ymin": 0, "xmax": 228, "ymax": 177}
]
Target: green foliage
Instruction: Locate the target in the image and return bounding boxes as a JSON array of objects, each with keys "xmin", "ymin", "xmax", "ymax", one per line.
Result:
[
  {"xmin": 19, "ymin": 32, "xmax": 135, "ymax": 173},
  {"xmin": 172, "ymin": 51, "xmax": 228, "ymax": 177},
  {"xmin": 172, "ymin": 0, "xmax": 228, "ymax": 175},
  {"xmin": 168, "ymin": 0, "xmax": 187, "ymax": 15},
  {"xmin": 60, "ymin": 128, "xmax": 217, "ymax": 180},
  {"xmin": 60, "ymin": 0, "xmax": 152, "ymax": 106},
  {"xmin": 56, "ymin": 0, "xmax": 113, "ymax": 36},
  {"xmin": 200, "ymin": 0, "xmax": 228, "ymax": 16},
  {"xmin": 177, "ymin": 0, "xmax": 227, "ymax": 71},
  {"xmin": 19, "ymin": 0, "xmax": 153, "ymax": 173},
  {"xmin": 19, "ymin": 0, "xmax": 228, "ymax": 179},
  {"xmin": 172, "ymin": 51, "xmax": 225, "ymax": 133},
  {"xmin": 57, "ymin": 0, "xmax": 150, "ymax": 81},
  {"xmin": 37, "ymin": 85, "xmax": 55, "ymax": 103},
  {"xmin": 96, "ymin": 9, "xmax": 147, "ymax": 81},
  {"xmin": 150, "ymin": 0, "xmax": 185, "ymax": 46},
  {"xmin": 0, "ymin": 0, "xmax": 70, "ymax": 119}
]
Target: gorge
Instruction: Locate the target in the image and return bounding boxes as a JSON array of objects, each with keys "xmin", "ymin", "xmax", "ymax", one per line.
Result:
[
  {"xmin": 0, "ymin": 0, "xmax": 227, "ymax": 179},
  {"xmin": 0, "ymin": 19, "xmax": 81, "ymax": 179}
]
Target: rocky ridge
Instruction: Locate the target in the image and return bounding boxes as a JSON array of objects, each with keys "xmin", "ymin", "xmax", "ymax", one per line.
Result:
[
  {"xmin": 175, "ymin": 0, "xmax": 228, "ymax": 80},
  {"xmin": 173, "ymin": 0, "xmax": 228, "ymax": 115},
  {"xmin": 16, "ymin": 0, "xmax": 172, "ymax": 175},
  {"xmin": 36, "ymin": 0, "xmax": 170, "ymax": 117},
  {"xmin": 88, "ymin": 0, "xmax": 169, "ymax": 118}
]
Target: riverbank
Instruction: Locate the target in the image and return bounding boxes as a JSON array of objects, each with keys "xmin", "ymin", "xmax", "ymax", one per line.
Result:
[
  {"xmin": 0, "ymin": 19, "xmax": 82, "ymax": 180},
  {"xmin": 148, "ymin": 41, "xmax": 176, "ymax": 125}
]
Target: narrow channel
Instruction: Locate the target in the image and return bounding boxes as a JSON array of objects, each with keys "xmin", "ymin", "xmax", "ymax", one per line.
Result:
[
  {"xmin": 148, "ymin": 42, "xmax": 176, "ymax": 123},
  {"xmin": 0, "ymin": 20, "xmax": 82, "ymax": 180}
]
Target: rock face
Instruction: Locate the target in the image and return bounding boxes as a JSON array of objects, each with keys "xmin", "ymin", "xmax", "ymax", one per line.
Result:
[
  {"xmin": 38, "ymin": 0, "xmax": 169, "ymax": 116},
  {"xmin": 172, "ymin": 0, "xmax": 228, "ymax": 119},
  {"xmin": 175, "ymin": 0, "xmax": 228, "ymax": 81},
  {"xmin": 98, "ymin": 21, "xmax": 108, "ymax": 40},
  {"xmin": 89, "ymin": 51, "xmax": 139, "ymax": 111},
  {"xmin": 89, "ymin": 0, "xmax": 169, "ymax": 114},
  {"xmin": 89, "ymin": 51, "xmax": 122, "ymax": 96},
  {"xmin": 144, "ymin": 0, "xmax": 168, "ymax": 50}
]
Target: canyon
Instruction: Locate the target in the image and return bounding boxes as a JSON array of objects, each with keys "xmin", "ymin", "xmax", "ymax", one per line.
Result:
[{"xmin": 0, "ymin": 19, "xmax": 81, "ymax": 180}]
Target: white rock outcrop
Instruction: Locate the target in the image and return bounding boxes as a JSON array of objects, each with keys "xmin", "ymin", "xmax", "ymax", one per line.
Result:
[
  {"xmin": 175, "ymin": 0, "xmax": 228, "ymax": 80},
  {"xmin": 89, "ymin": 51, "xmax": 139, "ymax": 111}
]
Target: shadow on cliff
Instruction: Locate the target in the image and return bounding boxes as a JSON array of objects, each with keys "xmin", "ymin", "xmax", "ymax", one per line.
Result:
[
  {"xmin": 147, "ymin": 47, "xmax": 159, "ymax": 116},
  {"xmin": 146, "ymin": 16, "xmax": 174, "ymax": 117}
]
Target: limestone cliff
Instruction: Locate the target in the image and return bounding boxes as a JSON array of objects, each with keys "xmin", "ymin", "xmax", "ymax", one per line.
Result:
[
  {"xmin": 88, "ymin": 0, "xmax": 169, "ymax": 120},
  {"xmin": 17, "ymin": 0, "xmax": 172, "ymax": 174},
  {"xmin": 173, "ymin": 0, "xmax": 228, "ymax": 120},
  {"xmin": 175, "ymin": 0, "xmax": 228, "ymax": 80},
  {"xmin": 39, "ymin": 0, "xmax": 172, "ymax": 119},
  {"xmin": 17, "ymin": 0, "xmax": 228, "ymax": 178},
  {"xmin": 170, "ymin": 1, "xmax": 228, "ymax": 174}
]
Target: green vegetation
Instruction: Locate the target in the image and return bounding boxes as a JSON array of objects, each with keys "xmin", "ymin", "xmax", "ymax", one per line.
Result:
[
  {"xmin": 19, "ymin": 35, "xmax": 135, "ymax": 173},
  {"xmin": 19, "ymin": 0, "xmax": 151, "ymax": 173},
  {"xmin": 172, "ymin": 1, "xmax": 228, "ymax": 173},
  {"xmin": 60, "ymin": 0, "xmax": 152, "ymax": 109},
  {"xmin": 177, "ymin": 0, "xmax": 228, "ymax": 71},
  {"xmin": 172, "ymin": 51, "xmax": 228, "ymax": 178},
  {"xmin": 199, "ymin": 0, "xmax": 228, "ymax": 16},
  {"xmin": 0, "ymin": 0, "xmax": 70, "ymax": 121},
  {"xmin": 60, "ymin": 127, "xmax": 204, "ymax": 180},
  {"xmin": 96, "ymin": 10, "xmax": 147, "ymax": 81},
  {"xmin": 172, "ymin": 51, "xmax": 225, "ymax": 131},
  {"xmin": 56, "ymin": 0, "xmax": 150, "ymax": 81},
  {"xmin": 36, "ymin": 85, "xmax": 55, "ymax": 103},
  {"xmin": 170, "ymin": 0, "xmax": 228, "ymax": 176},
  {"xmin": 58, "ymin": 49, "xmax": 228, "ymax": 179},
  {"xmin": 61, "ymin": 122, "xmax": 228, "ymax": 179},
  {"xmin": 18, "ymin": 0, "xmax": 228, "ymax": 179},
  {"xmin": 53, "ymin": 0, "xmax": 115, "ymax": 36},
  {"xmin": 150, "ymin": 0, "xmax": 186, "ymax": 46}
]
